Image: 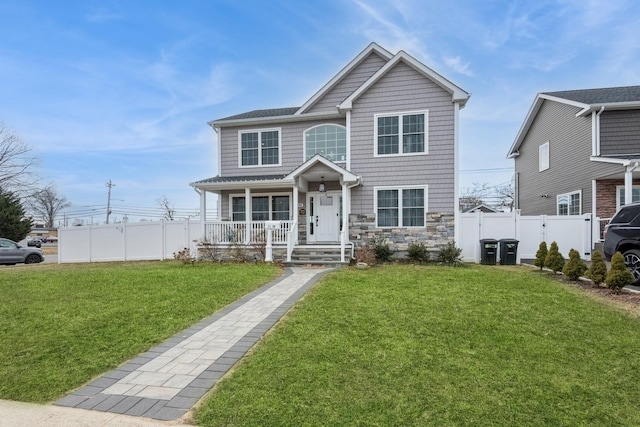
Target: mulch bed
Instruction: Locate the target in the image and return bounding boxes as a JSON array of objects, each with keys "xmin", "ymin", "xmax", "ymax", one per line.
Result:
[{"xmin": 561, "ymin": 276, "xmax": 640, "ymax": 317}]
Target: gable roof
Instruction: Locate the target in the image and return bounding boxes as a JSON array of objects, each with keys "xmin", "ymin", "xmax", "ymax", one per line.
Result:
[
  {"xmin": 508, "ymin": 85, "xmax": 640, "ymax": 158},
  {"xmin": 209, "ymin": 42, "xmax": 469, "ymax": 127},
  {"xmin": 295, "ymin": 42, "xmax": 393, "ymax": 115},
  {"xmin": 339, "ymin": 51, "xmax": 470, "ymax": 110}
]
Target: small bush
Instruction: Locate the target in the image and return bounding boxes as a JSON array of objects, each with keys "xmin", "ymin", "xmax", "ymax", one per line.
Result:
[
  {"xmin": 230, "ymin": 241, "xmax": 247, "ymax": 262},
  {"xmin": 605, "ymin": 252, "xmax": 634, "ymax": 293},
  {"xmin": 586, "ymin": 250, "xmax": 607, "ymax": 286},
  {"xmin": 370, "ymin": 236, "xmax": 393, "ymax": 262},
  {"xmin": 355, "ymin": 244, "xmax": 377, "ymax": 265},
  {"xmin": 197, "ymin": 238, "xmax": 219, "ymax": 262},
  {"xmin": 437, "ymin": 241, "xmax": 463, "ymax": 266},
  {"xmin": 544, "ymin": 241, "xmax": 565, "ymax": 274},
  {"xmin": 407, "ymin": 241, "xmax": 430, "ymax": 263},
  {"xmin": 534, "ymin": 241, "xmax": 547, "ymax": 271},
  {"xmin": 173, "ymin": 247, "xmax": 194, "ymax": 265},
  {"xmin": 562, "ymin": 248, "xmax": 587, "ymax": 281}
]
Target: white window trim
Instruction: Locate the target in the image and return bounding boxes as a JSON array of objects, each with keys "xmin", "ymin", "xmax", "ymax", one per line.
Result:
[
  {"xmin": 373, "ymin": 185, "xmax": 428, "ymax": 228},
  {"xmin": 539, "ymin": 141, "xmax": 550, "ymax": 172},
  {"xmin": 616, "ymin": 185, "xmax": 640, "ymax": 208},
  {"xmin": 237, "ymin": 128, "xmax": 282, "ymax": 168},
  {"xmin": 374, "ymin": 110, "xmax": 429, "ymax": 157},
  {"xmin": 556, "ymin": 190, "xmax": 581, "ymax": 216},
  {"xmin": 303, "ymin": 123, "xmax": 348, "ymax": 163},
  {"xmin": 229, "ymin": 192, "xmax": 292, "ymax": 221}
]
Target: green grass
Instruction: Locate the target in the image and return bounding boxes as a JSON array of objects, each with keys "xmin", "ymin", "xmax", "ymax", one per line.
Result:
[
  {"xmin": 0, "ymin": 261, "xmax": 281, "ymax": 403},
  {"xmin": 195, "ymin": 265, "xmax": 640, "ymax": 427}
]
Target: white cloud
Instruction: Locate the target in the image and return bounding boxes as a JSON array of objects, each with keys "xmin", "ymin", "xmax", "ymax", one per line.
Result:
[{"xmin": 444, "ymin": 56, "xmax": 473, "ymax": 76}]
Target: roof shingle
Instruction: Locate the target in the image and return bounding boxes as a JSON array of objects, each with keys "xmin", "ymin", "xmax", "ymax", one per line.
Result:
[{"xmin": 543, "ymin": 85, "xmax": 640, "ymax": 104}]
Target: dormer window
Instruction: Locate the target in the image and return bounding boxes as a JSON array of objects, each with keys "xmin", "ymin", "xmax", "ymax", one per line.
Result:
[{"xmin": 304, "ymin": 124, "xmax": 347, "ymax": 162}]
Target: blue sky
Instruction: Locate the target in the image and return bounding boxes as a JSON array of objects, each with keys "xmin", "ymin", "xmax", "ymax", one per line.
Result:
[{"xmin": 1, "ymin": 0, "xmax": 639, "ymax": 223}]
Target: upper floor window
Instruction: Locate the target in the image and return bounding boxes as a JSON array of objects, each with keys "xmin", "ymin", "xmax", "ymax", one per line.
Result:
[
  {"xmin": 539, "ymin": 141, "xmax": 549, "ymax": 172},
  {"xmin": 239, "ymin": 128, "xmax": 281, "ymax": 167},
  {"xmin": 557, "ymin": 190, "xmax": 581, "ymax": 215},
  {"xmin": 304, "ymin": 124, "xmax": 347, "ymax": 162},
  {"xmin": 375, "ymin": 186, "xmax": 427, "ymax": 228},
  {"xmin": 617, "ymin": 185, "xmax": 640, "ymax": 208},
  {"xmin": 374, "ymin": 111, "xmax": 428, "ymax": 157}
]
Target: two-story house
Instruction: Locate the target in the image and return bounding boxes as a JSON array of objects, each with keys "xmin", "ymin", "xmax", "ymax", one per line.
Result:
[
  {"xmin": 191, "ymin": 43, "xmax": 470, "ymax": 263},
  {"xmin": 508, "ymin": 86, "xmax": 640, "ymax": 238}
]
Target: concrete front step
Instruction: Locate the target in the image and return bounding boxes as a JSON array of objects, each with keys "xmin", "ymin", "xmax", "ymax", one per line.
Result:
[{"xmin": 286, "ymin": 245, "xmax": 352, "ymax": 266}]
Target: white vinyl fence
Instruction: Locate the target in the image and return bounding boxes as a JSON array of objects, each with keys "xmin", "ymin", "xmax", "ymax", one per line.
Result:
[
  {"xmin": 58, "ymin": 220, "xmax": 200, "ymax": 263},
  {"xmin": 459, "ymin": 211, "xmax": 594, "ymax": 263}
]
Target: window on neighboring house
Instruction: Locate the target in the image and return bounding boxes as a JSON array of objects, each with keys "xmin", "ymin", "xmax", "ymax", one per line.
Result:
[
  {"xmin": 375, "ymin": 111, "xmax": 428, "ymax": 156},
  {"xmin": 230, "ymin": 194, "xmax": 291, "ymax": 221},
  {"xmin": 539, "ymin": 141, "xmax": 550, "ymax": 171},
  {"xmin": 239, "ymin": 129, "xmax": 280, "ymax": 167},
  {"xmin": 617, "ymin": 185, "xmax": 640, "ymax": 207},
  {"xmin": 375, "ymin": 186, "xmax": 426, "ymax": 227},
  {"xmin": 304, "ymin": 124, "xmax": 347, "ymax": 162},
  {"xmin": 557, "ymin": 190, "xmax": 581, "ymax": 215}
]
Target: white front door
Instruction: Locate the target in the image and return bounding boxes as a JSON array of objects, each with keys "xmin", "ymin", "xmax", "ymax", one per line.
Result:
[{"xmin": 307, "ymin": 191, "xmax": 341, "ymax": 243}]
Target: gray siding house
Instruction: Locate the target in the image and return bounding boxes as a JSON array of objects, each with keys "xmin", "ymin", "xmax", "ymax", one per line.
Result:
[
  {"xmin": 508, "ymin": 86, "xmax": 640, "ymax": 229},
  {"xmin": 191, "ymin": 43, "xmax": 469, "ymax": 262}
]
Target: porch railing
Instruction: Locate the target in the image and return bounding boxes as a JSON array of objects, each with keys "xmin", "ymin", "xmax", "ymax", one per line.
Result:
[{"xmin": 203, "ymin": 221, "xmax": 292, "ymax": 245}]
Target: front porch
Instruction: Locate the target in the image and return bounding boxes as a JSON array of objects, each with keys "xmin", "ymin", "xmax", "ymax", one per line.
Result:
[
  {"xmin": 191, "ymin": 155, "xmax": 361, "ymax": 264},
  {"xmin": 199, "ymin": 220, "xmax": 352, "ymax": 265}
]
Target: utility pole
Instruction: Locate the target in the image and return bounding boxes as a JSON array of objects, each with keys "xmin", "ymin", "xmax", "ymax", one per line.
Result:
[{"xmin": 106, "ymin": 180, "xmax": 115, "ymax": 224}]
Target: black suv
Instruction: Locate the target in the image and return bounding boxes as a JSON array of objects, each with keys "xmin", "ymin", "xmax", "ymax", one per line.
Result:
[{"xmin": 603, "ymin": 202, "xmax": 640, "ymax": 283}]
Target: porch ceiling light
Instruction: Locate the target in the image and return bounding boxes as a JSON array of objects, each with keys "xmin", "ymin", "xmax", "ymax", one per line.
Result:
[{"xmin": 319, "ymin": 176, "xmax": 326, "ymax": 193}]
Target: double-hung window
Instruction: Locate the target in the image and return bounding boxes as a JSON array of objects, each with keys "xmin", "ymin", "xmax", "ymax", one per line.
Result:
[
  {"xmin": 617, "ymin": 185, "xmax": 640, "ymax": 207},
  {"xmin": 557, "ymin": 190, "xmax": 581, "ymax": 215},
  {"xmin": 375, "ymin": 111, "xmax": 428, "ymax": 156},
  {"xmin": 230, "ymin": 194, "xmax": 291, "ymax": 221},
  {"xmin": 375, "ymin": 186, "xmax": 427, "ymax": 227},
  {"xmin": 239, "ymin": 129, "xmax": 281, "ymax": 167}
]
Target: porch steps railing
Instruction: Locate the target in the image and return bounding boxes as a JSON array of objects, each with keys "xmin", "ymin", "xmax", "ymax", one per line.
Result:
[{"xmin": 284, "ymin": 245, "xmax": 351, "ymax": 266}]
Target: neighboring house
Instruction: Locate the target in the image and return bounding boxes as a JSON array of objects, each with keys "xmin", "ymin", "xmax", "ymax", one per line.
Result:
[
  {"xmin": 191, "ymin": 43, "xmax": 469, "ymax": 262},
  {"xmin": 507, "ymin": 86, "xmax": 640, "ymax": 234},
  {"xmin": 462, "ymin": 204, "xmax": 499, "ymax": 213}
]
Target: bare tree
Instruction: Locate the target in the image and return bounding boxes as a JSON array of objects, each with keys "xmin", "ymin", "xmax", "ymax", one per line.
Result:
[
  {"xmin": 0, "ymin": 121, "xmax": 39, "ymax": 193},
  {"xmin": 459, "ymin": 182, "xmax": 490, "ymax": 211},
  {"xmin": 156, "ymin": 195, "xmax": 175, "ymax": 221},
  {"xmin": 28, "ymin": 185, "xmax": 71, "ymax": 228},
  {"xmin": 494, "ymin": 180, "xmax": 516, "ymax": 212}
]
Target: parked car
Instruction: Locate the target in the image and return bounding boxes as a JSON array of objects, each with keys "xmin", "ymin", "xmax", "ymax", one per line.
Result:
[
  {"xmin": 44, "ymin": 236, "xmax": 58, "ymax": 243},
  {"xmin": 603, "ymin": 202, "xmax": 640, "ymax": 283},
  {"xmin": 0, "ymin": 238, "xmax": 45, "ymax": 265},
  {"xmin": 27, "ymin": 237, "xmax": 42, "ymax": 248}
]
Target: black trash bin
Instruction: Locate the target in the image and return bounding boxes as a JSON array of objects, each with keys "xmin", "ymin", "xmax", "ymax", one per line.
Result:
[
  {"xmin": 479, "ymin": 239, "xmax": 498, "ymax": 265},
  {"xmin": 499, "ymin": 239, "xmax": 519, "ymax": 265}
]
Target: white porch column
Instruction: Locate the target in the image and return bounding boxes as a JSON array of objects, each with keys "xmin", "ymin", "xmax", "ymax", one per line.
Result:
[
  {"xmin": 341, "ymin": 182, "xmax": 348, "ymax": 262},
  {"xmin": 199, "ymin": 189, "xmax": 207, "ymax": 239},
  {"xmin": 245, "ymin": 187, "xmax": 251, "ymax": 244},
  {"xmin": 625, "ymin": 163, "xmax": 639, "ymax": 206},
  {"xmin": 293, "ymin": 184, "xmax": 299, "ymax": 244}
]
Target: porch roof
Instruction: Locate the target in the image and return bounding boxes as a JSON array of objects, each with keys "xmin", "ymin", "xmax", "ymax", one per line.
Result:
[{"xmin": 190, "ymin": 174, "xmax": 291, "ymax": 191}]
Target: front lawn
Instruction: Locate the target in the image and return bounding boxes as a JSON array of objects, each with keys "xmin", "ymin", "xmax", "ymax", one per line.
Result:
[
  {"xmin": 195, "ymin": 265, "xmax": 640, "ymax": 426},
  {"xmin": 0, "ymin": 261, "xmax": 281, "ymax": 403}
]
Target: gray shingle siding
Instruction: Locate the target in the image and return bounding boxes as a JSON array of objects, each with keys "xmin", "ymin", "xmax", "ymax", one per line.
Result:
[
  {"xmin": 515, "ymin": 99, "xmax": 619, "ymax": 215},
  {"xmin": 600, "ymin": 109, "xmax": 640, "ymax": 157},
  {"xmin": 303, "ymin": 52, "xmax": 388, "ymax": 114},
  {"xmin": 349, "ymin": 61, "xmax": 455, "ymax": 214},
  {"xmin": 218, "ymin": 118, "xmax": 346, "ymax": 177}
]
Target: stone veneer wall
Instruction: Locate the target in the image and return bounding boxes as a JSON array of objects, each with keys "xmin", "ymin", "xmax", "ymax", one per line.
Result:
[{"xmin": 349, "ymin": 212, "xmax": 455, "ymax": 258}]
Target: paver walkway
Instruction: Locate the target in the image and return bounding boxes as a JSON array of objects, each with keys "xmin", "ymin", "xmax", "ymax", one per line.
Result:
[{"xmin": 54, "ymin": 267, "xmax": 330, "ymax": 422}]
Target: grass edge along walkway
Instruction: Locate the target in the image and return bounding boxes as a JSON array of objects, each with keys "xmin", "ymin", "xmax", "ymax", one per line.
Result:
[
  {"xmin": 195, "ymin": 264, "xmax": 640, "ymax": 427},
  {"xmin": 0, "ymin": 261, "xmax": 282, "ymax": 403}
]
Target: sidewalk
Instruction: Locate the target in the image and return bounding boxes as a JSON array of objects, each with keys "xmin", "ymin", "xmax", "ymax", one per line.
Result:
[{"xmin": 0, "ymin": 267, "xmax": 330, "ymax": 426}]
